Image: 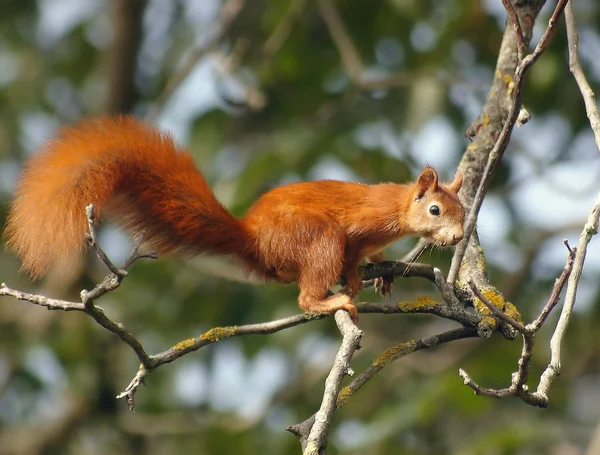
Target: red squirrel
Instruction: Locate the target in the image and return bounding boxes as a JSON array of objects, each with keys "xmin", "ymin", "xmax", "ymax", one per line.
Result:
[{"xmin": 4, "ymin": 116, "xmax": 465, "ymax": 321}]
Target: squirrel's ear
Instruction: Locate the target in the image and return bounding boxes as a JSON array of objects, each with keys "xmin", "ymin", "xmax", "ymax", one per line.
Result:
[
  {"xmin": 449, "ymin": 171, "xmax": 463, "ymax": 194},
  {"xmin": 416, "ymin": 167, "xmax": 438, "ymax": 198}
]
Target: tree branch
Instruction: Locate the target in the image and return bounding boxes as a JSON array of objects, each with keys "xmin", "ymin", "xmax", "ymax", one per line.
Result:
[
  {"xmin": 302, "ymin": 311, "xmax": 362, "ymax": 454},
  {"xmin": 565, "ymin": 1, "xmax": 600, "ymax": 151},
  {"xmin": 534, "ymin": 192, "xmax": 600, "ymax": 402},
  {"xmin": 501, "ymin": 0, "xmax": 527, "ymax": 59},
  {"xmin": 287, "ymin": 327, "xmax": 478, "ymax": 449},
  {"xmin": 104, "ymin": 0, "xmax": 146, "ymax": 114},
  {"xmin": 459, "ymin": 242, "xmax": 576, "ymax": 407},
  {"xmin": 315, "ymin": 0, "xmax": 421, "ymax": 89},
  {"xmin": 0, "ymin": 205, "xmax": 488, "ymax": 414},
  {"xmin": 525, "ymin": 0, "xmax": 600, "ymax": 404},
  {"xmin": 2, "ymin": 235, "xmax": 481, "ymax": 414},
  {"xmin": 448, "ymin": 0, "xmax": 568, "ymax": 285}
]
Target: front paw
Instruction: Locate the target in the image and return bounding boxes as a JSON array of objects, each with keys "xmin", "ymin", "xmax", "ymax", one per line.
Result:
[{"xmin": 374, "ymin": 276, "xmax": 394, "ymax": 298}]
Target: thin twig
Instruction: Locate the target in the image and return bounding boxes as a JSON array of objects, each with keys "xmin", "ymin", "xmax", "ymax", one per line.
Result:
[
  {"xmin": 85, "ymin": 298, "xmax": 153, "ymax": 368},
  {"xmin": 459, "ymin": 369, "xmax": 515, "ymax": 399},
  {"xmin": 565, "ymin": 1, "xmax": 600, "ymax": 151},
  {"xmin": 339, "ymin": 327, "xmax": 477, "ymax": 406},
  {"xmin": 527, "ymin": 0, "xmax": 600, "ymax": 404},
  {"xmin": 85, "ymin": 204, "xmax": 125, "ymax": 278},
  {"xmin": 120, "ymin": 234, "xmax": 158, "ymax": 270},
  {"xmin": 0, "ymin": 283, "xmax": 84, "ymax": 311},
  {"xmin": 262, "ymin": 0, "xmax": 305, "ymax": 58},
  {"xmin": 81, "ymin": 205, "xmax": 154, "ymax": 304},
  {"xmin": 0, "ymin": 279, "xmax": 154, "ymax": 370},
  {"xmin": 4, "ymin": 205, "xmax": 159, "ymax": 369},
  {"xmin": 448, "ymin": 0, "xmax": 569, "ymax": 284},
  {"xmin": 534, "ymin": 190, "xmax": 600, "ymax": 402},
  {"xmin": 315, "ymin": 0, "xmax": 418, "ymax": 89},
  {"xmin": 501, "ymin": 0, "xmax": 526, "ymax": 60},
  {"xmin": 528, "ymin": 240, "xmax": 576, "ymax": 332},
  {"xmin": 210, "ymin": 45, "xmax": 267, "ymax": 110},
  {"xmin": 467, "ymin": 280, "xmax": 527, "ymax": 334},
  {"xmin": 117, "ymin": 313, "xmax": 323, "ymax": 410}
]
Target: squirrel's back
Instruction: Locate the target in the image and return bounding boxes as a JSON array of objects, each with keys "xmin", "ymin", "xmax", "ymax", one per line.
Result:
[{"xmin": 5, "ymin": 116, "xmax": 250, "ymax": 278}]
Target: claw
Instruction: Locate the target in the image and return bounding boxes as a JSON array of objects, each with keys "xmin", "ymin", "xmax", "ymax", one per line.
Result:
[{"xmin": 374, "ymin": 276, "xmax": 394, "ymax": 298}]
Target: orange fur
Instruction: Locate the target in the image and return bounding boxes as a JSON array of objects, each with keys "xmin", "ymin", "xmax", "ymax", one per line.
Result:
[
  {"xmin": 5, "ymin": 117, "xmax": 253, "ymax": 278},
  {"xmin": 4, "ymin": 116, "xmax": 465, "ymax": 321}
]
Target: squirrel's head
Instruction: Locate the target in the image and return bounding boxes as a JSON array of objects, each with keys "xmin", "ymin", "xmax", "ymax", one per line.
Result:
[{"xmin": 406, "ymin": 166, "xmax": 465, "ymax": 247}]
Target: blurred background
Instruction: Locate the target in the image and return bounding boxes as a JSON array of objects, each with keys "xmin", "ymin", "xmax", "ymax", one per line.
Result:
[{"xmin": 1, "ymin": 0, "xmax": 600, "ymax": 454}]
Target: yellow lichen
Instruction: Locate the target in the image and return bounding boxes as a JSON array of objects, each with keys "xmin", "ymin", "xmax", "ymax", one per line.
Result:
[
  {"xmin": 336, "ymin": 386, "xmax": 353, "ymax": 407},
  {"xmin": 481, "ymin": 113, "xmax": 490, "ymax": 127},
  {"xmin": 500, "ymin": 73, "xmax": 515, "ymax": 94},
  {"xmin": 481, "ymin": 288, "xmax": 506, "ymax": 310},
  {"xmin": 502, "ymin": 301, "xmax": 523, "ymax": 323},
  {"xmin": 200, "ymin": 326, "xmax": 237, "ymax": 342},
  {"xmin": 474, "ymin": 251, "xmax": 488, "ymax": 271},
  {"xmin": 473, "ymin": 287, "xmax": 523, "ymax": 326},
  {"xmin": 172, "ymin": 337, "xmax": 196, "ymax": 351},
  {"xmin": 467, "ymin": 143, "xmax": 478, "ymax": 151},
  {"xmin": 304, "ymin": 442, "xmax": 319, "ymax": 455},
  {"xmin": 372, "ymin": 340, "xmax": 418, "ymax": 367},
  {"xmin": 398, "ymin": 296, "xmax": 438, "ymax": 312},
  {"xmin": 478, "ymin": 315, "xmax": 497, "ymax": 329},
  {"xmin": 508, "ymin": 81, "xmax": 515, "ymax": 95}
]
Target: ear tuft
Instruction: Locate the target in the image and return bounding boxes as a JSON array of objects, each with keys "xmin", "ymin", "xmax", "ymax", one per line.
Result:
[
  {"xmin": 450, "ymin": 171, "xmax": 463, "ymax": 194},
  {"xmin": 416, "ymin": 166, "xmax": 439, "ymax": 198}
]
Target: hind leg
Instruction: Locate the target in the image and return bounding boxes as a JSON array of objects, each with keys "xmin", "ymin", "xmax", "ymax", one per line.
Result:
[
  {"xmin": 341, "ymin": 247, "xmax": 364, "ymax": 299},
  {"xmin": 295, "ymin": 217, "xmax": 358, "ymax": 321},
  {"xmin": 298, "ymin": 291, "xmax": 358, "ymax": 322}
]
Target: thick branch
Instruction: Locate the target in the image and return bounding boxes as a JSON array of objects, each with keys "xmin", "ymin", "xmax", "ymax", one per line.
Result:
[
  {"xmin": 302, "ymin": 312, "xmax": 362, "ymax": 455},
  {"xmin": 449, "ymin": 0, "xmax": 567, "ymax": 285},
  {"xmin": 448, "ymin": 0, "xmax": 548, "ymax": 302}
]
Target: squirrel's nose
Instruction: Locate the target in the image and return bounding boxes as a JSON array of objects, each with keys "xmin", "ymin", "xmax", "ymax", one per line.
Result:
[{"xmin": 452, "ymin": 232, "xmax": 464, "ymax": 244}]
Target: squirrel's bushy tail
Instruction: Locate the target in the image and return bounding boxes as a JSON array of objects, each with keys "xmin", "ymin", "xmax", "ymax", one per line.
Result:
[{"xmin": 5, "ymin": 116, "xmax": 251, "ymax": 278}]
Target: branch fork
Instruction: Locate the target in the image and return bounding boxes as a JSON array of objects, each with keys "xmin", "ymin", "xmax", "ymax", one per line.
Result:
[{"xmin": 459, "ymin": 241, "xmax": 576, "ymax": 407}]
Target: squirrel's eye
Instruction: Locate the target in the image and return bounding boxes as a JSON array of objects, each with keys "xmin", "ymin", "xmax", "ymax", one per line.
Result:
[{"xmin": 429, "ymin": 205, "xmax": 440, "ymax": 216}]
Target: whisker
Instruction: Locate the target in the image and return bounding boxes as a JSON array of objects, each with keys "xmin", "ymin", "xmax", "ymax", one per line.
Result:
[{"xmin": 403, "ymin": 243, "xmax": 427, "ymax": 276}]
